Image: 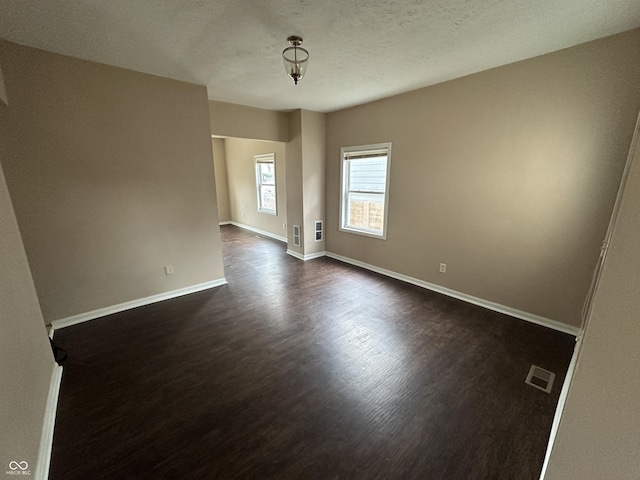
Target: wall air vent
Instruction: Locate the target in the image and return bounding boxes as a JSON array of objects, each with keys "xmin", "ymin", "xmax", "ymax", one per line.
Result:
[
  {"xmin": 525, "ymin": 365, "xmax": 556, "ymax": 393},
  {"xmin": 314, "ymin": 220, "xmax": 323, "ymax": 242},
  {"xmin": 293, "ymin": 225, "xmax": 301, "ymax": 247}
]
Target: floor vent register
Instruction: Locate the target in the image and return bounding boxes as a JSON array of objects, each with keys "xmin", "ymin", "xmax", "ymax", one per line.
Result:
[{"xmin": 525, "ymin": 365, "xmax": 556, "ymax": 393}]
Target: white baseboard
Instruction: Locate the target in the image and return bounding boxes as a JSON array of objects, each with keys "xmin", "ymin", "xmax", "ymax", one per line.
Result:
[
  {"xmin": 539, "ymin": 335, "xmax": 581, "ymax": 479},
  {"xmin": 218, "ymin": 221, "xmax": 232, "ymax": 226},
  {"xmin": 325, "ymin": 252, "xmax": 580, "ymax": 336},
  {"xmin": 35, "ymin": 363, "xmax": 63, "ymax": 480},
  {"xmin": 286, "ymin": 249, "xmax": 305, "ymax": 260},
  {"xmin": 229, "ymin": 221, "xmax": 287, "ymax": 243},
  {"xmin": 51, "ymin": 278, "xmax": 227, "ymax": 330},
  {"xmin": 286, "ymin": 249, "xmax": 326, "ymax": 261}
]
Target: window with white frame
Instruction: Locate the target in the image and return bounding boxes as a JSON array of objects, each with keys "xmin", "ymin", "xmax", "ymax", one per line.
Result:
[
  {"xmin": 340, "ymin": 143, "xmax": 391, "ymax": 239},
  {"xmin": 255, "ymin": 153, "xmax": 276, "ymax": 215}
]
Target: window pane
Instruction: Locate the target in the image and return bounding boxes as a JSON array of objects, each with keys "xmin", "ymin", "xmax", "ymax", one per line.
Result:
[
  {"xmin": 347, "ymin": 192, "xmax": 384, "ymax": 232},
  {"xmin": 340, "ymin": 143, "xmax": 391, "ymax": 238},
  {"xmin": 255, "ymin": 153, "xmax": 276, "ymax": 214},
  {"xmin": 260, "ymin": 185, "xmax": 276, "ymax": 211},
  {"xmin": 348, "ymin": 157, "xmax": 387, "ymax": 192},
  {"xmin": 259, "ymin": 163, "xmax": 275, "ymax": 185}
]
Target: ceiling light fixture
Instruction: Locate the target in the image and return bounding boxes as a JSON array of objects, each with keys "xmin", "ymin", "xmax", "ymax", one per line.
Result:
[{"xmin": 282, "ymin": 36, "xmax": 309, "ymax": 85}]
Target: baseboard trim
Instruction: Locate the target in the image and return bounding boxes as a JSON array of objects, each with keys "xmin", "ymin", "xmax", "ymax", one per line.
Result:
[
  {"xmin": 286, "ymin": 249, "xmax": 326, "ymax": 261},
  {"xmin": 218, "ymin": 221, "xmax": 232, "ymax": 226},
  {"xmin": 539, "ymin": 336, "xmax": 581, "ymax": 479},
  {"xmin": 286, "ymin": 249, "xmax": 304, "ymax": 260},
  {"xmin": 229, "ymin": 221, "xmax": 287, "ymax": 243},
  {"xmin": 51, "ymin": 278, "xmax": 228, "ymax": 330},
  {"xmin": 325, "ymin": 252, "xmax": 580, "ymax": 336},
  {"xmin": 35, "ymin": 363, "xmax": 63, "ymax": 480}
]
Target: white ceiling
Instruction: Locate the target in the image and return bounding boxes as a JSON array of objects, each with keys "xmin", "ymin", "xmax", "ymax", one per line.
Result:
[{"xmin": 0, "ymin": 0, "xmax": 639, "ymax": 113}]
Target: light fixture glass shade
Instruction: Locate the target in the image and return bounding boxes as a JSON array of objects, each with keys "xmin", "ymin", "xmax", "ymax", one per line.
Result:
[{"xmin": 282, "ymin": 36, "xmax": 309, "ymax": 85}]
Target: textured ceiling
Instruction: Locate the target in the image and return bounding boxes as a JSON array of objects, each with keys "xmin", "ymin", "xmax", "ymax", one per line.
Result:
[{"xmin": 0, "ymin": 0, "xmax": 639, "ymax": 113}]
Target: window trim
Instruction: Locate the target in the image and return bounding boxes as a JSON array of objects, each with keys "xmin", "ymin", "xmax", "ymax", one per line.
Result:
[
  {"xmin": 255, "ymin": 153, "xmax": 277, "ymax": 215},
  {"xmin": 339, "ymin": 142, "xmax": 392, "ymax": 240}
]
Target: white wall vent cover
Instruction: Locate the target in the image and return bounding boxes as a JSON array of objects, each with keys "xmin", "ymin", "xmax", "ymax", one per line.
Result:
[
  {"xmin": 525, "ymin": 365, "xmax": 556, "ymax": 393},
  {"xmin": 293, "ymin": 225, "xmax": 301, "ymax": 247},
  {"xmin": 314, "ymin": 220, "xmax": 323, "ymax": 242}
]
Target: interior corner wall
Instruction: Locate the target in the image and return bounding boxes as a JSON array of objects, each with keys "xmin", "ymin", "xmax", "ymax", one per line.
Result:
[
  {"xmin": 0, "ymin": 155, "xmax": 55, "ymax": 471},
  {"xmin": 542, "ymin": 117, "xmax": 640, "ymax": 480},
  {"xmin": 285, "ymin": 110, "xmax": 304, "ymax": 254},
  {"xmin": 212, "ymin": 138, "xmax": 231, "ymax": 223},
  {"xmin": 224, "ymin": 138, "xmax": 287, "ymax": 238},
  {"xmin": 325, "ymin": 28, "xmax": 640, "ymax": 328},
  {"xmin": 0, "ymin": 39, "xmax": 225, "ymax": 324},
  {"xmin": 209, "ymin": 100, "xmax": 289, "ymax": 142},
  {"xmin": 301, "ymin": 110, "xmax": 327, "ymax": 255}
]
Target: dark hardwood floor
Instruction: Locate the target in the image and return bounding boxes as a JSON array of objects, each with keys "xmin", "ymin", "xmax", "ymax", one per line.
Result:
[{"xmin": 50, "ymin": 225, "xmax": 575, "ymax": 479}]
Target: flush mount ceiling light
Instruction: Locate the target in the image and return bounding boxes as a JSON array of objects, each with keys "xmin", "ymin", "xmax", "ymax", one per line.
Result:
[{"xmin": 282, "ymin": 36, "xmax": 309, "ymax": 85}]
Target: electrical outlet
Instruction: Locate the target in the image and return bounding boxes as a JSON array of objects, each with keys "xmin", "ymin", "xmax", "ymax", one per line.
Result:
[
  {"xmin": 283, "ymin": 223, "xmax": 287, "ymax": 230},
  {"xmin": 439, "ymin": 263, "xmax": 447, "ymax": 274},
  {"xmin": 165, "ymin": 265, "xmax": 174, "ymax": 275}
]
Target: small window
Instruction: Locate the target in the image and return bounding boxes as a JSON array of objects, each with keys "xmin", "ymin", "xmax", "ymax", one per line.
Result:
[
  {"xmin": 340, "ymin": 143, "xmax": 391, "ymax": 239},
  {"xmin": 255, "ymin": 153, "xmax": 276, "ymax": 215}
]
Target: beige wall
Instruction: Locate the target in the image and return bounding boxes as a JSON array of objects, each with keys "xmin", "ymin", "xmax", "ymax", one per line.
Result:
[
  {"xmin": 325, "ymin": 29, "xmax": 640, "ymax": 328},
  {"xmin": 0, "ymin": 40, "xmax": 225, "ymax": 323},
  {"xmin": 543, "ymin": 121, "xmax": 640, "ymax": 479},
  {"xmin": 225, "ymin": 138, "xmax": 287, "ymax": 238},
  {"xmin": 301, "ymin": 110, "xmax": 327, "ymax": 255},
  {"xmin": 284, "ymin": 110, "xmax": 327, "ymax": 257},
  {"xmin": 0, "ymin": 157, "xmax": 55, "ymax": 470},
  {"xmin": 209, "ymin": 100, "xmax": 289, "ymax": 142},
  {"xmin": 212, "ymin": 138, "xmax": 231, "ymax": 223},
  {"xmin": 285, "ymin": 110, "xmax": 304, "ymax": 254}
]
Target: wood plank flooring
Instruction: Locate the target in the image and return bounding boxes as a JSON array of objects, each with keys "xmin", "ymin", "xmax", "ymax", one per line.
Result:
[{"xmin": 49, "ymin": 225, "xmax": 575, "ymax": 479}]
